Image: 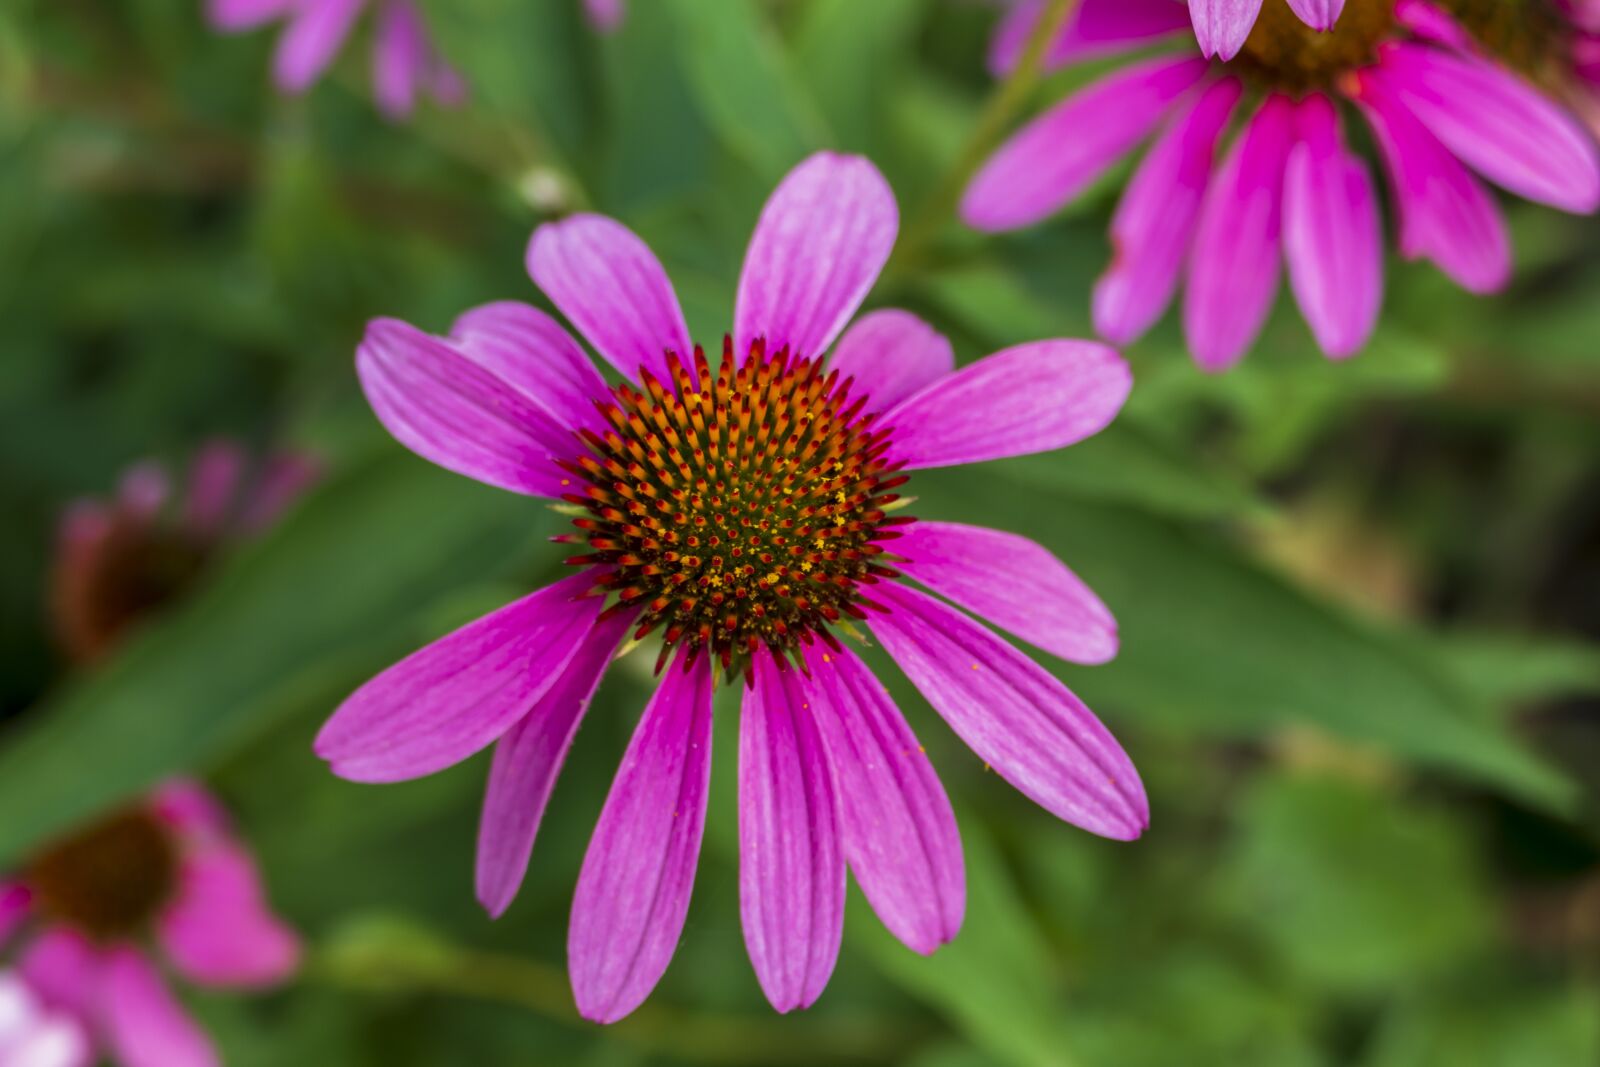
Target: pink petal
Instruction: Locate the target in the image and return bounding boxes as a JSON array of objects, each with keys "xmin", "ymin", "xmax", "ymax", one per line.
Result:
[
  {"xmin": 1183, "ymin": 93, "xmax": 1297, "ymax": 372},
  {"xmin": 884, "ymin": 340, "xmax": 1130, "ymax": 470},
  {"xmin": 1392, "ymin": 0, "xmax": 1477, "ymax": 49},
  {"xmin": 103, "ymin": 948, "xmax": 218, "ymax": 1067},
  {"xmin": 584, "ymin": 0, "xmax": 624, "ymax": 32},
  {"xmin": 1377, "ymin": 42, "xmax": 1600, "ymax": 213},
  {"xmin": 0, "ymin": 977, "xmax": 91, "ymax": 1067},
  {"xmin": 1286, "ymin": 0, "xmax": 1345, "ymax": 31},
  {"xmin": 117, "ymin": 463, "xmax": 170, "ymax": 522},
  {"xmin": 183, "ymin": 441, "xmax": 245, "ymax": 539},
  {"xmin": 526, "ymin": 214, "xmax": 693, "ymax": 384},
  {"xmin": 1350, "ymin": 69, "xmax": 1511, "ymax": 293},
  {"xmin": 148, "ymin": 780, "xmax": 230, "ymax": 841},
  {"xmin": 157, "ymin": 843, "xmax": 300, "ymax": 988},
  {"xmin": 738, "ymin": 651, "xmax": 844, "ymax": 1013},
  {"xmin": 895, "ymin": 520, "xmax": 1117, "ymax": 665},
  {"xmin": 734, "ymin": 153, "xmax": 898, "ymax": 364},
  {"xmin": 19, "ymin": 929, "xmax": 99, "ymax": 1019},
  {"xmin": 237, "ymin": 452, "xmax": 321, "ymax": 533},
  {"xmin": 450, "ymin": 301, "xmax": 611, "ymax": 435},
  {"xmin": 989, "ymin": 0, "xmax": 1192, "ymax": 75},
  {"xmin": 803, "ymin": 642, "xmax": 964, "ymax": 954},
  {"xmin": 1283, "ymin": 94, "xmax": 1382, "ymax": 359},
  {"xmin": 0, "ymin": 883, "xmax": 30, "ymax": 951},
  {"xmin": 206, "ymin": 0, "xmax": 296, "ymax": 32},
  {"xmin": 827, "ymin": 310, "xmax": 954, "ymax": 412},
  {"xmin": 961, "ymin": 56, "xmax": 1209, "ymax": 231},
  {"xmin": 272, "ymin": 0, "xmax": 366, "ymax": 93},
  {"xmin": 1094, "ymin": 76, "xmax": 1242, "ymax": 345},
  {"xmin": 569, "ymin": 654, "xmax": 714, "ymax": 1024},
  {"xmin": 475, "ymin": 611, "xmax": 634, "ymax": 919},
  {"xmin": 371, "ymin": 0, "xmax": 429, "ymax": 120},
  {"xmin": 869, "ymin": 583, "xmax": 1148, "ymax": 841},
  {"xmin": 315, "ymin": 573, "xmax": 604, "ymax": 783},
  {"xmin": 1189, "ymin": 0, "xmax": 1263, "ymax": 60},
  {"xmin": 356, "ymin": 317, "xmax": 574, "ymax": 499}
]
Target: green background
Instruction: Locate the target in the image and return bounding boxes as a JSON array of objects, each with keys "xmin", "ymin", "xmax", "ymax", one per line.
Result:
[{"xmin": 2, "ymin": 1, "xmax": 1599, "ymax": 1064}]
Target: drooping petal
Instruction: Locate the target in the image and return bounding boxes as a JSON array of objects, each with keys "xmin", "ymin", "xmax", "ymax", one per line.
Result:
[
  {"xmin": 371, "ymin": 0, "xmax": 430, "ymax": 120},
  {"xmin": 103, "ymin": 948, "xmax": 218, "ymax": 1067},
  {"xmin": 157, "ymin": 843, "xmax": 300, "ymax": 988},
  {"xmin": 148, "ymin": 780, "xmax": 230, "ymax": 841},
  {"xmin": 0, "ymin": 976, "xmax": 90, "ymax": 1067},
  {"xmin": 1376, "ymin": 42, "xmax": 1600, "ymax": 213},
  {"xmin": 869, "ymin": 583, "xmax": 1148, "ymax": 841},
  {"xmin": 475, "ymin": 611, "xmax": 634, "ymax": 919},
  {"xmin": 315, "ymin": 573, "xmax": 604, "ymax": 783},
  {"xmin": 884, "ymin": 341, "xmax": 1130, "ymax": 470},
  {"xmin": 568, "ymin": 654, "xmax": 714, "ymax": 1024},
  {"xmin": 827, "ymin": 310, "xmax": 954, "ymax": 411},
  {"xmin": 0, "ymin": 883, "xmax": 30, "ymax": 950},
  {"xmin": 804, "ymin": 643, "xmax": 964, "ymax": 954},
  {"xmin": 734, "ymin": 153, "xmax": 898, "ymax": 364},
  {"xmin": 961, "ymin": 56, "xmax": 1210, "ymax": 231},
  {"xmin": 1094, "ymin": 76, "xmax": 1242, "ymax": 345},
  {"xmin": 450, "ymin": 301, "xmax": 610, "ymax": 434},
  {"xmin": 356, "ymin": 317, "xmax": 573, "ymax": 498},
  {"xmin": 272, "ymin": 0, "xmax": 365, "ymax": 93},
  {"xmin": 1351, "ymin": 70, "xmax": 1511, "ymax": 293},
  {"xmin": 183, "ymin": 441, "xmax": 245, "ymax": 539},
  {"xmin": 1283, "ymin": 94, "xmax": 1383, "ymax": 359},
  {"xmin": 1286, "ymin": 0, "xmax": 1345, "ymax": 31},
  {"xmin": 1183, "ymin": 93, "xmax": 1297, "ymax": 372},
  {"xmin": 988, "ymin": 0, "xmax": 1192, "ymax": 75},
  {"xmin": 526, "ymin": 214, "xmax": 693, "ymax": 384},
  {"xmin": 19, "ymin": 929, "xmax": 99, "ymax": 1019},
  {"xmin": 895, "ymin": 521, "xmax": 1117, "ymax": 665},
  {"xmin": 237, "ymin": 452, "xmax": 320, "ymax": 533},
  {"xmin": 738, "ymin": 650, "xmax": 844, "ymax": 1013},
  {"xmin": 1392, "ymin": 0, "xmax": 1476, "ymax": 49},
  {"xmin": 1189, "ymin": 0, "xmax": 1264, "ymax": 60}
]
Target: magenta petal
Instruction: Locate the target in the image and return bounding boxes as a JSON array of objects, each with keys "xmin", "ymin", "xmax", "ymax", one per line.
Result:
[
  {"xmin": 1094, "ymin": 76, "xmax": 1242, "ymax": 345},
  {"xmin": 450, "ymin": 301, "xmax": 610, "ymax": 434},
  {"xmin": 988, "ymin": 0, "xmax": 1192, "ymax": 75},
  {"xmin": 569, "ymin": 654, "xmax": 714, "ymax": 1024},
  {"xmin": 315, "ymin": 573, "xmax": 603, "ymax": 783},
  {"xmin": 1184, "ymin": 94, "xmax": 1297, "ymax": 372},
  {"xmin": 734, "ymin": 153, "xmax": 898, "ymax": 364},
  {"xmin": 896, "ymin": 521, "xmax": 1117, "ymax": 665},
  {"xmin": 237, "ymin": 452, "xmax": 320, "ymax": 533},
  {"xmin": 357, "ymin": 317, "xmax": 574, "ymax": 498},
  {"xmin": 206, "ymin": 0, "xmax": 295, "ymax": 32},
  {"xmin": 475, "ymin": 611, "xmax": 633, "ymax": 919},
  {"xmin": 0, "ymin": 975, "xmax": 91, "ymax": 1067},
  {"xmin": 526, "ymin": 214, "xmax": 693, "ymax": 384},
  {"xmin": 0, "ymin": 883, "xmax": 30, "ymax": 950},
  {"xmin": 738, "ymin": 651, "xmax": 844, "ymax": 1013},
  {"xmin": 870, "ymin": 583, "xmax": 1147, "ymax": 841},
  {"xmin": 1283, "ymin": 95, "xmax": 1382, "ymax": 359},
  {"xmin": 272, "ymin": 0, "xmax": 365, "ymax": 93},
  {"xmin": 827, "ymin": 310, "xmax": 954, "ymax": 411},
  {"xmin": 183, "ymin": 441, "xmax": 245, "ymax": 539},
  {"xmin": 103, "ymin": 948, "xmax": 218, "ymax": 1067},
  {"xmin": 1377, "ymin": 43, "xmax": 1600, "ymax": 213},
  {"xmin": 157, "ymin": 843, "xmax": 300, "ymax": 988},
  {"xmin": 19, "ymin": 929, "xmax": 99, "ymax": 1019},
  {"xmin": 962, "ymin": 56, "xmax": 1209, "ymax": 231},
  {"xmin": 371, "ymin": 0, "xmax": 429, "ymax": 120},
  {"xmin": 1189, "ymin": 0, "xmax": 1263, "ymax": 60},
  {"xmin": 1352, "ymin": 70, "xmax": 1511, "ymax": 293},
  {"xmin": 885, "ymin": 340, "xmax": 1130, "ymax": 470},
  {"xmin": 803, "ymin": 643, "xmax": 964, "ymax": 954},
  {"xmin": 148, "ymin": 780, "xmax": 230, "ymax": 841},
  {"xmin": 584, "ymin": 0, "xmax": 625, "ymax": 32},
  {"xmin": 1286, "ymin": 0, "xmax": 1344, "ymax": 30}
]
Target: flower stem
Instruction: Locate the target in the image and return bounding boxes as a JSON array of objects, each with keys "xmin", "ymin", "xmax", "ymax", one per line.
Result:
[{"xmin": 885, "ymin": 0, "xmax": 1079, "ymax": 280}]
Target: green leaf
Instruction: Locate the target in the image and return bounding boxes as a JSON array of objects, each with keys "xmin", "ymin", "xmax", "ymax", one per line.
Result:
[
  {"xmin": 1365, "ymin": 983, "xmax": 1600, "ymax": 1067},
  {"xmin": 0, "ymin": 452, "xmax": 545, "ymax": 865}
]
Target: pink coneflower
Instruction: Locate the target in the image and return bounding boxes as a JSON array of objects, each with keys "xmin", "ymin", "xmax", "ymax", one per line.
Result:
[
  {"xmin": 967, "ymin": 0, "xmax": 1600, "ymax": 371},
  {"xmin": 51, "ymin": 442, "xmax": 318, "ymax": 664},
  {"xmin": 205, "ymin": 0, "xmax": 466, "ymax": 120},
  {"xmin": 0, "ymin": 782, "xmax": 300, "ymax": 1067},
  {"xmin": 316, "ymin": 150, "xmax": 1146, "ymax": 1022}
]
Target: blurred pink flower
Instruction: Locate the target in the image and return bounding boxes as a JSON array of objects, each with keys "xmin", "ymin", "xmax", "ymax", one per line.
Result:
[
  {"xmin": 0, "ymin": 782, "xmax": 300, "ymax": 1067},
  {"xmin": 317, "ymin": 150, "xmax": 1146, "ymax": 1022},
  {"xmin": 583, "ymin": 0, "xmax": 625, "ymax": 33},
  {"xmin": 205, "ymin": 0, "xmax": 465, "ymax": 119},
  {"xmin": 968, "ymin": 0, "xmax": 1600, "ymax": 370},
  {"xmin": 50, "ymin": 441, "xmax": 318, "ymax": 664}
]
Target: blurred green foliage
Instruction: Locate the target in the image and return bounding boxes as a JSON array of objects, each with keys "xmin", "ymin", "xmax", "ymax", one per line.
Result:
[{"xmin": 3, "ymin": 1, "xmax": 1599, "ymax": 1064}]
